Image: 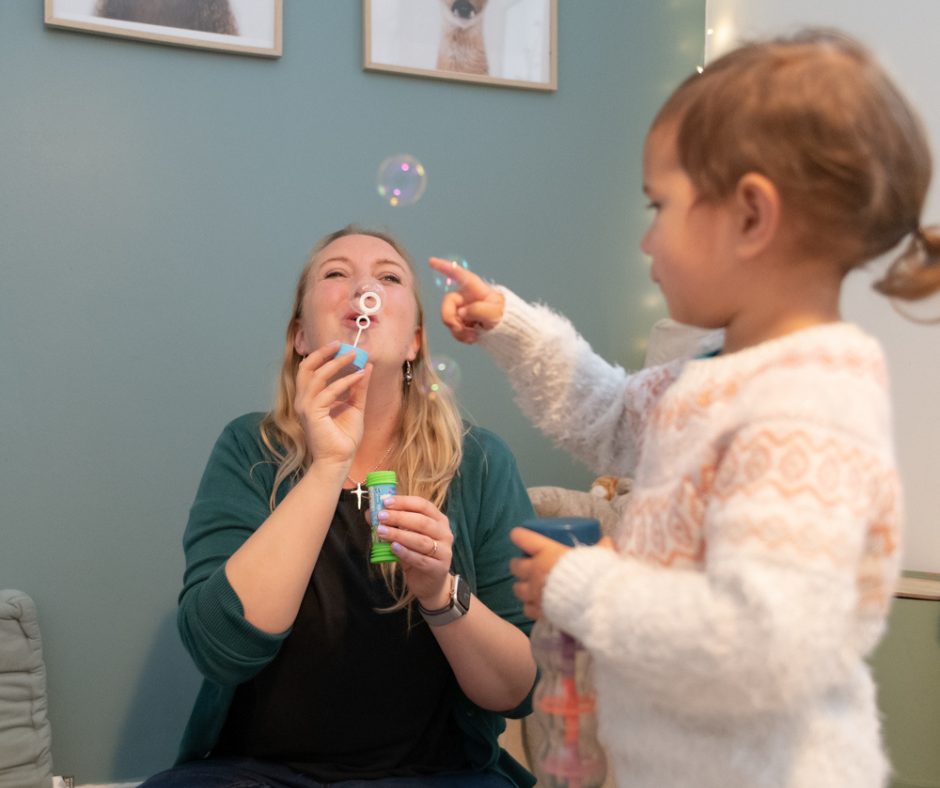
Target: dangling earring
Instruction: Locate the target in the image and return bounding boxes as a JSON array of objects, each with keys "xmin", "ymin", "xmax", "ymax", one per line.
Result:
[{"xmin": 404, "ymin": 359, "xmax": 414, "ymax": 385}]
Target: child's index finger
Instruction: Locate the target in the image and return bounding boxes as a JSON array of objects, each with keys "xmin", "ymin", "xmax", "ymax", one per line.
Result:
[
  {"xmin": 428, "ymin": 257, "xmax": 486, "ymax": 296},
  {"xmin": 510, "ymin": 527, "xmax": 549, "ymax": 555}
]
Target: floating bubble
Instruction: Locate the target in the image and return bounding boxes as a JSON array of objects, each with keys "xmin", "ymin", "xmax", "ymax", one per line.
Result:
[
  {"xmin": 433, "ymin": 255, "xmax": 469, "ymax": 293},
  {"xmin": 349, "ymin": 279, "xmax": 386, "ymax": 317},
  {"xmin": 417, "ymin": 355, "xmax": 461, "ymax": 401},
  {"xmin": 376, "ymin": 154, "xmax": 427, "ymax": 207}
]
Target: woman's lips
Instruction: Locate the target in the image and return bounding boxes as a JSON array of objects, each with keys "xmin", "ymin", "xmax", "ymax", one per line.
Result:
[{"xmin": 343, "ymin": 311, "xmax": 378, "ymax": 329}]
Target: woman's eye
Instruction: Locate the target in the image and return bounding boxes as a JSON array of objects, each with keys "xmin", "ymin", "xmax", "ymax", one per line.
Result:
[
  {"xmin": 381, "ymin": 274, "xmax": 402, "ymax": 284},
  {"xmin": 323, "ymin": 270, "xmax": 345, "ymax": 279}
]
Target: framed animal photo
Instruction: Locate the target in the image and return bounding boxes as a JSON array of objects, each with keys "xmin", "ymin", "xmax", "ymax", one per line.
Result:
[
  {"xmin": 44, "ymin": 0, "xmax": 283, "ymax": 58},
  {"xmin": 364, "ymin": 0, "xmax": 557, "ymax": 91}
]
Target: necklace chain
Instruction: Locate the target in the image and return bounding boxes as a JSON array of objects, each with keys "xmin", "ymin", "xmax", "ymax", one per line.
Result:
[
  {"xmin": 347, "ymin": 443, "xmax": 394, "ymax": 487},
  {"xmin": 347, "ymin": 443, "xmax": 394, "ymax": 509}
]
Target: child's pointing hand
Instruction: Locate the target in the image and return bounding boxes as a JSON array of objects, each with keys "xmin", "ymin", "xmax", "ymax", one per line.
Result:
[{"xmin": 429, "ymin": 257, "xmax": 506, "ymax": 344}]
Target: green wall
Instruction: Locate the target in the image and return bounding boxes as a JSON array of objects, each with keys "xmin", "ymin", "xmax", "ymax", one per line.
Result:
[
  {"xmin": 870, "ymin": 597, "xmax": 940, "ymax": 788},
  {"xmin": 0, "ymin": 0, "xmax": 705, "ymax": 781}
]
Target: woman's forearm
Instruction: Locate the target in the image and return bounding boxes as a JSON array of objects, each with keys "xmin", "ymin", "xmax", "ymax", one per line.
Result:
[
  {"xmin": 224, "ymin": 461, "xmax": 347, "ymax": 634},
  {"xmin": 430, "ymin": 596, "xmax": 537, "ymax": 712}
]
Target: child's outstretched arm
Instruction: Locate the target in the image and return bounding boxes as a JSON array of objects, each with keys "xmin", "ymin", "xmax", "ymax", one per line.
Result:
[{"xmin": 430, "ymin": 258, "xmax": 683, "ymax": 477}]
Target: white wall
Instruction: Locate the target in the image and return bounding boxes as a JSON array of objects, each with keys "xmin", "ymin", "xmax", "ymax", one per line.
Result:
[{"xmin": 705, "ymin": 0, "xmax": 940, "ymax": 573}]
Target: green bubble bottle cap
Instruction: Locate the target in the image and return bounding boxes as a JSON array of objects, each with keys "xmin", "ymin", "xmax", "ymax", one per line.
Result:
[
  {"xmin": 366, "ymin": 470, "xmax": 397, "ymax": 486},
  {"xmin": 371, "ymin": 542, "xmax": 399, "ymax": 563}
]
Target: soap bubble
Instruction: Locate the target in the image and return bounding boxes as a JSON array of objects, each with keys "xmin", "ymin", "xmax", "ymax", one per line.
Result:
[
  {"xmin": 417, "ymin": 355, "xmax": 461, "ymax": 401},
  {"xmin": 433, "ymin": 255, "xmax": 469, "ymax": 293},
  {"xmin": 377, "ymin": 155, "xmax": 427, "ymax": 207},
  {"xmin": 349, "ymin": 279, "xmax": 386, "ymax": 317}
]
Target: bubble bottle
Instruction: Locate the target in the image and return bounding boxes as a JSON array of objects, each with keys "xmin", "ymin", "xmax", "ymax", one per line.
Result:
[
  {"xmin": 337, "ymin": 280, "xmax": 385, "ymax": 369},
  {"xmin": 367, "ymin": 471, "xmax": 398, "ymax": 564},
  {"xmin": 523, "ymin": 517, "xmax": 607, "ymax": 788}
]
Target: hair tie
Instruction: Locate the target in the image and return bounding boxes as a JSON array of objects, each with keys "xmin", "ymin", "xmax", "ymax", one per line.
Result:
[{"xmin": 915, "ymin": 225, "xmax": 940, "ymax": 262}]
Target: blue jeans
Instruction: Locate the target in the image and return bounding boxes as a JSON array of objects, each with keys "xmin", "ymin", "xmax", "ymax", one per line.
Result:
[{"xmin": 138, "ymin": 757, "xmax": 515, "ymax": 788}]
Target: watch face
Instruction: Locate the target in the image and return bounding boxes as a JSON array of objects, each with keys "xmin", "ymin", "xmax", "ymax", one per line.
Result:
[{"xmin": 454, "ymin": 575, "xmax": 471, "ymax": 610}]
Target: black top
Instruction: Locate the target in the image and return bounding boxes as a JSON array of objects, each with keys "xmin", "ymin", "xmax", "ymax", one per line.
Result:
[{"xmin": 212, "ymin": 490, "xmax": 467, "ymax": 780}]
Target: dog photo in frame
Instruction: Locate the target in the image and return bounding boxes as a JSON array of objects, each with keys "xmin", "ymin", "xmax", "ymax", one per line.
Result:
[
  {"xmin": 45, "ymin": 0, "xmax": 283, "ymax": 58},
  {"xmin": 364, "ymin": 0, "xmax": 557, "ymax": 91}
]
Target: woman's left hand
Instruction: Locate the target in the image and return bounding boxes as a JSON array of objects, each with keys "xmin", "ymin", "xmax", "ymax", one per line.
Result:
[{"xmin": 372, "ymin": 495, "xmax": 454, "ymax": 608}]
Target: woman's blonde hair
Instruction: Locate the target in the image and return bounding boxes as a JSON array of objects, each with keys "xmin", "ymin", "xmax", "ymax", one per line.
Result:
[
  {"xmin": 652, "ymin": 29, "xmax": 940, "ymax": 301},
  {"xmin": 259, "ymin": 225, "xmax": 466, "ymax": 608}
]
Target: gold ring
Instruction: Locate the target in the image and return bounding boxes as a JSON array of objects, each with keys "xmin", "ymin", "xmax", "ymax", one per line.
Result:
[{"xmin": 429, "ymin": 539, "xmax": 438, "ymax": 556}]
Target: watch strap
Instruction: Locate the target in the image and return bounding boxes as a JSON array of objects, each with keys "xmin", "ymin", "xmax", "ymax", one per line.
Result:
[{"xmin": 418, "ymin": 573, "xmax": 470, "ymax": 626}]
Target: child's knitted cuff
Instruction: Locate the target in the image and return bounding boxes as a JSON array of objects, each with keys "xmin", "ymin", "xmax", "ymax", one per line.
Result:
[
  {"xmin": 476, "ymin": 286, "xmax": 551, "ymax": 370},
  {"xmin": 542, "ymin": 545, "xmax": 621, "ymax": 642}
]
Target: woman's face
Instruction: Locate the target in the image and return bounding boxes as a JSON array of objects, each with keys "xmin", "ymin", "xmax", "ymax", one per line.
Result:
[{"xmin": 293, "ymin": 234, "xmax": 421, "ymax": 372}]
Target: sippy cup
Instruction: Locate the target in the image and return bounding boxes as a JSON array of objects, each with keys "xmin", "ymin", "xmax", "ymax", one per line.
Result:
[{"xmin": 523, "ymin": 517, "xmax": 607, "ymax": 788}]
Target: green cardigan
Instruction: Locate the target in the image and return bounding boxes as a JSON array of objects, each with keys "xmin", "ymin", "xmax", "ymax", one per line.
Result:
[{"xmin": 176, "ymin": 414, "xmax": 537, "ymax": 788}]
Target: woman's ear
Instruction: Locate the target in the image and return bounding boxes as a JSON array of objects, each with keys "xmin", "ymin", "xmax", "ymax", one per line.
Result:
[
  {"xmin": 407, "ymin": 326, "xmax": 422, "ymax": 362},
  {"xmin": 734, "ymin": 173, "xmax": 781, "ymax": 258},
  {"xmin": 292, "ymin": 320, "xmax": 309, "ymax": 357}
]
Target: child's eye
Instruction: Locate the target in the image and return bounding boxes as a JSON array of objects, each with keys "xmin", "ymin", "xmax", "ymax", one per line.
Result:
[{"xmin": 646, "ymin": 201, "xmax": 661, "ymax": 212}]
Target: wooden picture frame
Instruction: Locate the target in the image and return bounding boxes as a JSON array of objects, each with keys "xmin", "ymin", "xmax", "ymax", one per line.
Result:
[
  {"xmin": 364, "ymin": 0, "xmax": 557, "ymax": 92},
  {"xmin": 44, "ymin": 0, "xmax": 283, "ymax": 58}
]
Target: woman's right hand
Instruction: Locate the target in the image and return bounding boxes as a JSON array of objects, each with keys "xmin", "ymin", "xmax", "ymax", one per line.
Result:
[
  {"xmin": 294, "ymin": 342, "xmax": 373, "ymax": 470},
  {"xmin": 429, "ymin": 257, "xmax": 505, "ymax": 344}
]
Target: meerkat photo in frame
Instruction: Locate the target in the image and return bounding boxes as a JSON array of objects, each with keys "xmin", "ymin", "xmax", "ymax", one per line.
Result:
[{"xmin": 364, "ymin": 0, "xmax": 556, "ymax": 91}]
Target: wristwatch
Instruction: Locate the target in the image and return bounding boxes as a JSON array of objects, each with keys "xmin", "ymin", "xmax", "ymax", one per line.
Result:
[{"xmin": 418, "ymin": 572, "xmax": 471, "ymax": 626}]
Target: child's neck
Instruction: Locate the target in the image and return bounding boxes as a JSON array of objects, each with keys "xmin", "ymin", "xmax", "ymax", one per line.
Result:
[{"xmin": 721, "ymin": 253, "xmax": 845, "ymax": 355}]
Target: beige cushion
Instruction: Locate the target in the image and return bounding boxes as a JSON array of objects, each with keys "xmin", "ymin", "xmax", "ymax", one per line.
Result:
[{"xmin": 0, "ymin": 590, "xmax": 52, "ymax": 788}]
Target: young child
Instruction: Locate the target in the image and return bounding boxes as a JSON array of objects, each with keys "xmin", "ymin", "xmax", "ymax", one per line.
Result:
[{"xmin": 430, "ymin": 29, "xmax": 940, "ymax": 788}]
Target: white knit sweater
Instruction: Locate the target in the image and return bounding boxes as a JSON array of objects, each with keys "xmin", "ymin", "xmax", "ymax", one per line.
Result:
[{"xmin": 479, "ymin": 288, "xmax": 901, "ymax": 788}]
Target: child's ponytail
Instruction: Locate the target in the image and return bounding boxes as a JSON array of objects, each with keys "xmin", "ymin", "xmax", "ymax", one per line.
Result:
[{"xmin": 874, "ymin": 225, "xmax": 940, "ymax": 301}]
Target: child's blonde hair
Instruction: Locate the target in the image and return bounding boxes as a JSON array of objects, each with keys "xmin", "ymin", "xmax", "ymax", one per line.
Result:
[
  {"xmin": 259, "ymin": 225, "xmax": 466, "ymax": 610},
  {"xmin": 653, "ymin": 29, "xmax": 940, "ymax": 300}
]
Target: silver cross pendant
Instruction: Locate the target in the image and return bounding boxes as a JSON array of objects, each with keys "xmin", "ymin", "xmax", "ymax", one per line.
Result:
[{"xmin": 352, "ymin": 482, "xmax": 367, "ymax": 510}]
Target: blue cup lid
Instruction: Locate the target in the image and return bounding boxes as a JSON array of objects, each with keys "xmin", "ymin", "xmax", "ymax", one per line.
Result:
[{"xmin": 521, "ymin": 517, "xmax": 601, "ymax": 547}]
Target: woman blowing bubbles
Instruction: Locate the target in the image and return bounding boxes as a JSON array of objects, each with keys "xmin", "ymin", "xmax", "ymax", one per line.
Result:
[{"xmin": 140, "ymin": 227, "xmax": 538, "ymax": 788}]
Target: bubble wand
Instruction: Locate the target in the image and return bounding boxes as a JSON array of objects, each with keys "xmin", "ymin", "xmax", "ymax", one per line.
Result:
[{"xmin": 336, "ymin": 281, "xmax": 384, "ymax": 369}]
